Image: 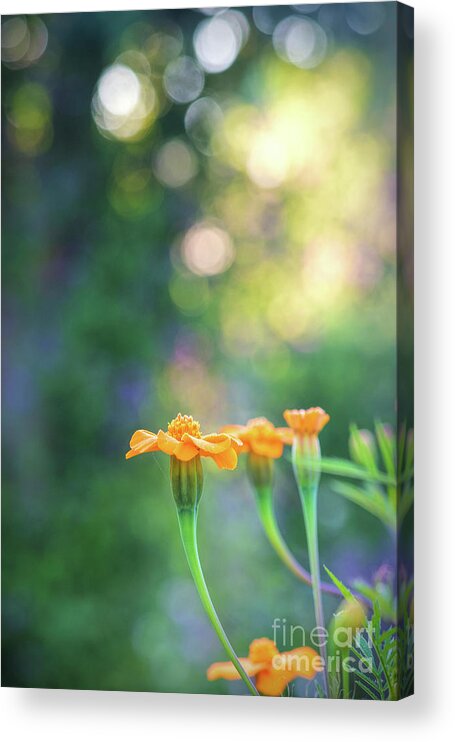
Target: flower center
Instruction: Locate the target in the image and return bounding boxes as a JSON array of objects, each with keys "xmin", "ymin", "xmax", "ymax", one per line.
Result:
[{"xmin": 168, "ymin": 413, "xmax": 201, "ymax": 440}]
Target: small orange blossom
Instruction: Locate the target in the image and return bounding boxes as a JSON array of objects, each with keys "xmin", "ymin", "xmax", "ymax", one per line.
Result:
[
  {"xmin": 221, "ymin": 417, "xmax": 294, "ymax": 459},
  {"xmin": 207, "ymin": 637, "xmax": 322, "ymax": 696},
  {"xmin": 283, "ymin": 407, "xmax": 330, "ymax": 437},
  {"xmin": 126, "ymin": 413, "xmax": 242, "ymax": 470}
]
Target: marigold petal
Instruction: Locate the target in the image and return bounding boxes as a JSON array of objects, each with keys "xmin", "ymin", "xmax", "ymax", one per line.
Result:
[
  {"xmin": 129, "ymin": 429, "xmax": 157, "ymax": 447},
  {"xmin": 219, "ymin": 425, "xmax": 247, "ymax": 437},
  {"xmin": 218, "ymin": 427, "xmax": 247, "ymax": 453},
  {"xmin": 173, "ymin": 440, "xmax": 199, "ymax": 461},
  {"xmin": 248, "ymin": 638, "xmax": 279, "ymax": 664},
  {"xmin": 212, "ymin": 447, "xmax": 238, "ymax": 470},
  {"xmin": 126, "ymin": 431, "xmax": 159, "ymax": 459},
  {"xmin": 249, "ymin": 438, "xmax": 284, "ymax": 459},
  {"xmin": 255, "ymin": 668, "xmax": 285, "ymax": 696},
  {"xmin": 228, "ymin": 435, "xmax": 244, "ymax": 448},
  {"xmin": 276, "ymin": 427, "xmax": 295, "ymax": 445},
  {"xmin": 283, "ymin": 409, "xmax": 305, "ymax": 432},
  {"xmin": 183, "ymin": 433, "xmax": 231, "ymax": 454},
  {"xmin": 281, "ymin": 647, "xmax": 321, "ymax": 679},
  {"xmin": 304, "ymin": 408, "xmax": 330, "ymax": 435},
  {"xmin": 207, "ymin": 659, "xmax": 265, "ymax": 682},
  {"xmin": 255, "ymin": 647, "xmax": 321, "ymax": 696},
  {"xmin": 157, "ymin": 430, "xmax": 180, "ymax": 455},
  {"xmin": 283, "ymin": 408, "xmax": 329, "ymax": 436}
]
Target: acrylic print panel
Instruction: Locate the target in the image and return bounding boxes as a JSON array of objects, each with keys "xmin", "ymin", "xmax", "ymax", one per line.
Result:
[{"xmin": 1, "ymin": 3, "xmax": 414, "ymax": 699}]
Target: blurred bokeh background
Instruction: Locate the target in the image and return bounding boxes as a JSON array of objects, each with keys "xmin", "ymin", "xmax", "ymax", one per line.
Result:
[{"xmin": 2, "ymin": 3, "xmax": 406, "ymax": 694}]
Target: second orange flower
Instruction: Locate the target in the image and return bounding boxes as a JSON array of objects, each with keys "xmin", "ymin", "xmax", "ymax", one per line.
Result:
[{"xmin": 221, "ymin": 417, "xmax": 293, "ymax": 459}]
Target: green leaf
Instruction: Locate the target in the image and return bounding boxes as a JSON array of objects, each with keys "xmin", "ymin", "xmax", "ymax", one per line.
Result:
[
  {"xmin": 352, "ymin": 670, "xmax": 379, "ymax": 695},
  {"xmin": 331, "ymin": 480, "xmax": 395, "ymax": 528},
  {"xmin": 353, "ymin": 580, "xmax": 379, "ymax": 602},
  {"xmin": 318, "ymin": 457, "xmax": 394, "ymax": 485},
  {"xmin": 285, "ymin": 452, "xmax": 394, "ymax": 484},
  {"xmin": 355, "ymin": 635, "xmax": 374, "ymax": 662},
  {"xmin": 355, "ymin": 679, "xmax": 380, "ymax": 700},
  {"xmin": 371, "ymin": 600, "xmax": 382, "ymax": 639},
  {"xmin": 375, "ymin": 421, "xmax": 396, "ymax": 479},
  {"xmin": 367, "ymin": 603, "xmax": 398, "ymax": 701},
  {"xmin": 379, "ymin": 626, "xmax": 397, "ymax": 644},
  {"xmin": 323, "ymin": 565, "xmax": 356, "ymax": 602},
  {"xmin": 349, "ymin": 424, "xmax": 379, "ymax": 474},
  {"xmin": 353, "ymin": 580, "xmax": 396, "ymax": 622}
]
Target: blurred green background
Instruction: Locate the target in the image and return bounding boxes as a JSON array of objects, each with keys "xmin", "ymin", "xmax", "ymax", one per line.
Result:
[{"xmin": 2, "ymin": 4, "xmax": 403, "ymax": 694}]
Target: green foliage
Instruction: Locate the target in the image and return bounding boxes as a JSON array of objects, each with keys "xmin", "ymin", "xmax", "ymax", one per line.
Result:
[
  {"xmin": 353, "ymin": 578, "xmax": 395, "ymax": 622},
  {"xmin": 324, "ymin": 569, "xmax": 413, "ymax": 701},
  {"xmin": 331, "ymin": 479, "xmax": 395, "ymax": 529},
  {"xmin": 349, "ymin": 602, "xmax": 414, "ymax": 701},
  {"xmin": 327, "ymin": 422, "xmax": 414, "ymax": 533}
]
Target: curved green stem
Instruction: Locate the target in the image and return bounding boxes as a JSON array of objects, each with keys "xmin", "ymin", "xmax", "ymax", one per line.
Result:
[
  {"xmin": 177, "ymin": 507, "xmax": 259, "ymax": 696},
  {"xmin": 254, "ymin": 485, "xmax": 341, "ymax": 597}
]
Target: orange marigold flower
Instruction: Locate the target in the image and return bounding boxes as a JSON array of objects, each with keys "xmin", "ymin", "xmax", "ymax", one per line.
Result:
[
  {"xmin": 283, "ymin": 407, "xmax": 330, "ymax": 437},
  {"xmin": 126, "ymin": 413, "xmax": 242, "ymax": 470},
  {"xmin": 221, "ymin": 417, "xmax": 293, "ymax": 460},
  {"xmin": 207, "ymin": 637, "xmax": 322, "ymax": 696}
]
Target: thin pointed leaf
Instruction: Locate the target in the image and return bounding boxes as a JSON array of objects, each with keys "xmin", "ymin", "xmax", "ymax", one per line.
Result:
[
  {"xmin": 352, "ymin": 670, "xmax": 379, "ymax": 694},
  {"xmin": 375, "ymin": 421, "xmax": 396, "ymax": 479},
  {"xmin": 323, "ymin": 565, "xmax": 357, "ymax": 602},
  {"xmin": 294, "ymin": 455, "xmax": 395, "ymax": 485},
  {"xmin": 349, "ymin": 424, "xmax": 379, "ymax": 474}
]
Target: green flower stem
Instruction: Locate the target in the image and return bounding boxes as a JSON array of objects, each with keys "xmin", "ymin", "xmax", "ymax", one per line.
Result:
[
  {"xmin": 298, "ymin": 482, "xmax": 328, "ymax": 697},
  {"xmin": 255, "ymin": 484, "xmax": 311, "ymax": 582},
  {"xmin": 177, "ymin": 507, "xmax": 259, "ymax": 697},
  {"xmin": 290, "ymin": 433, "xmax": 329, "ymax": 696},
  {"xmin": 254, "ymin": 484, "xmax": 341, "ymax": 597},
  {"xmin": 340, "ymin": 646, "xmax": 350, "ymax": 699}
]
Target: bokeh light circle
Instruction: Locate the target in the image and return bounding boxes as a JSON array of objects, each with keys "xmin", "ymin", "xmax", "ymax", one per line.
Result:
[
  {"xmin": 92, "ymin": 62, "xmax": 157, "ymax": 141},
  {"xmin": 292, "ymin": 4, "xmax": 321, "ymax": 14},
  {"xmin": 184, "ymin": 97, "xmax": 223, "ymax": 155},
  {"xmin": 1, "ymin": 15, "xmax": 48, "ymax": 68},
  {"xmin": 247, "ymin": 132, "xmax": 290, "ymax": 189},
  {"xmin": 273, "ymin": 15, "xmax": 327, "ymax": 69},
  {"xmin": 193, "ymin": 15, "xmax": 240, "ymax": 73},
  {"xmin": 345, "ymin": 3, "xmax": 386, "ymax": 36},
  {"xmin": 163, "ymin": 56, "xmax": 205, "ymax": 104},
  {"xmin": 154, "ymin": 139, "xmax": 198, "ymax": 188},
  {"xmin": 252, "ymin": 6, "xmax": 276, "ymax": 35},
  {"xmin": 1, "ymin": 17, "xmax": 29, "ymax": 62},
  {"xmin": 181, "ymin": 222, "xmax": 235, "ymax": 276},
  {"xmin": 98, "ymin": 64, "xmax": 141, "ymax": 116}
]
